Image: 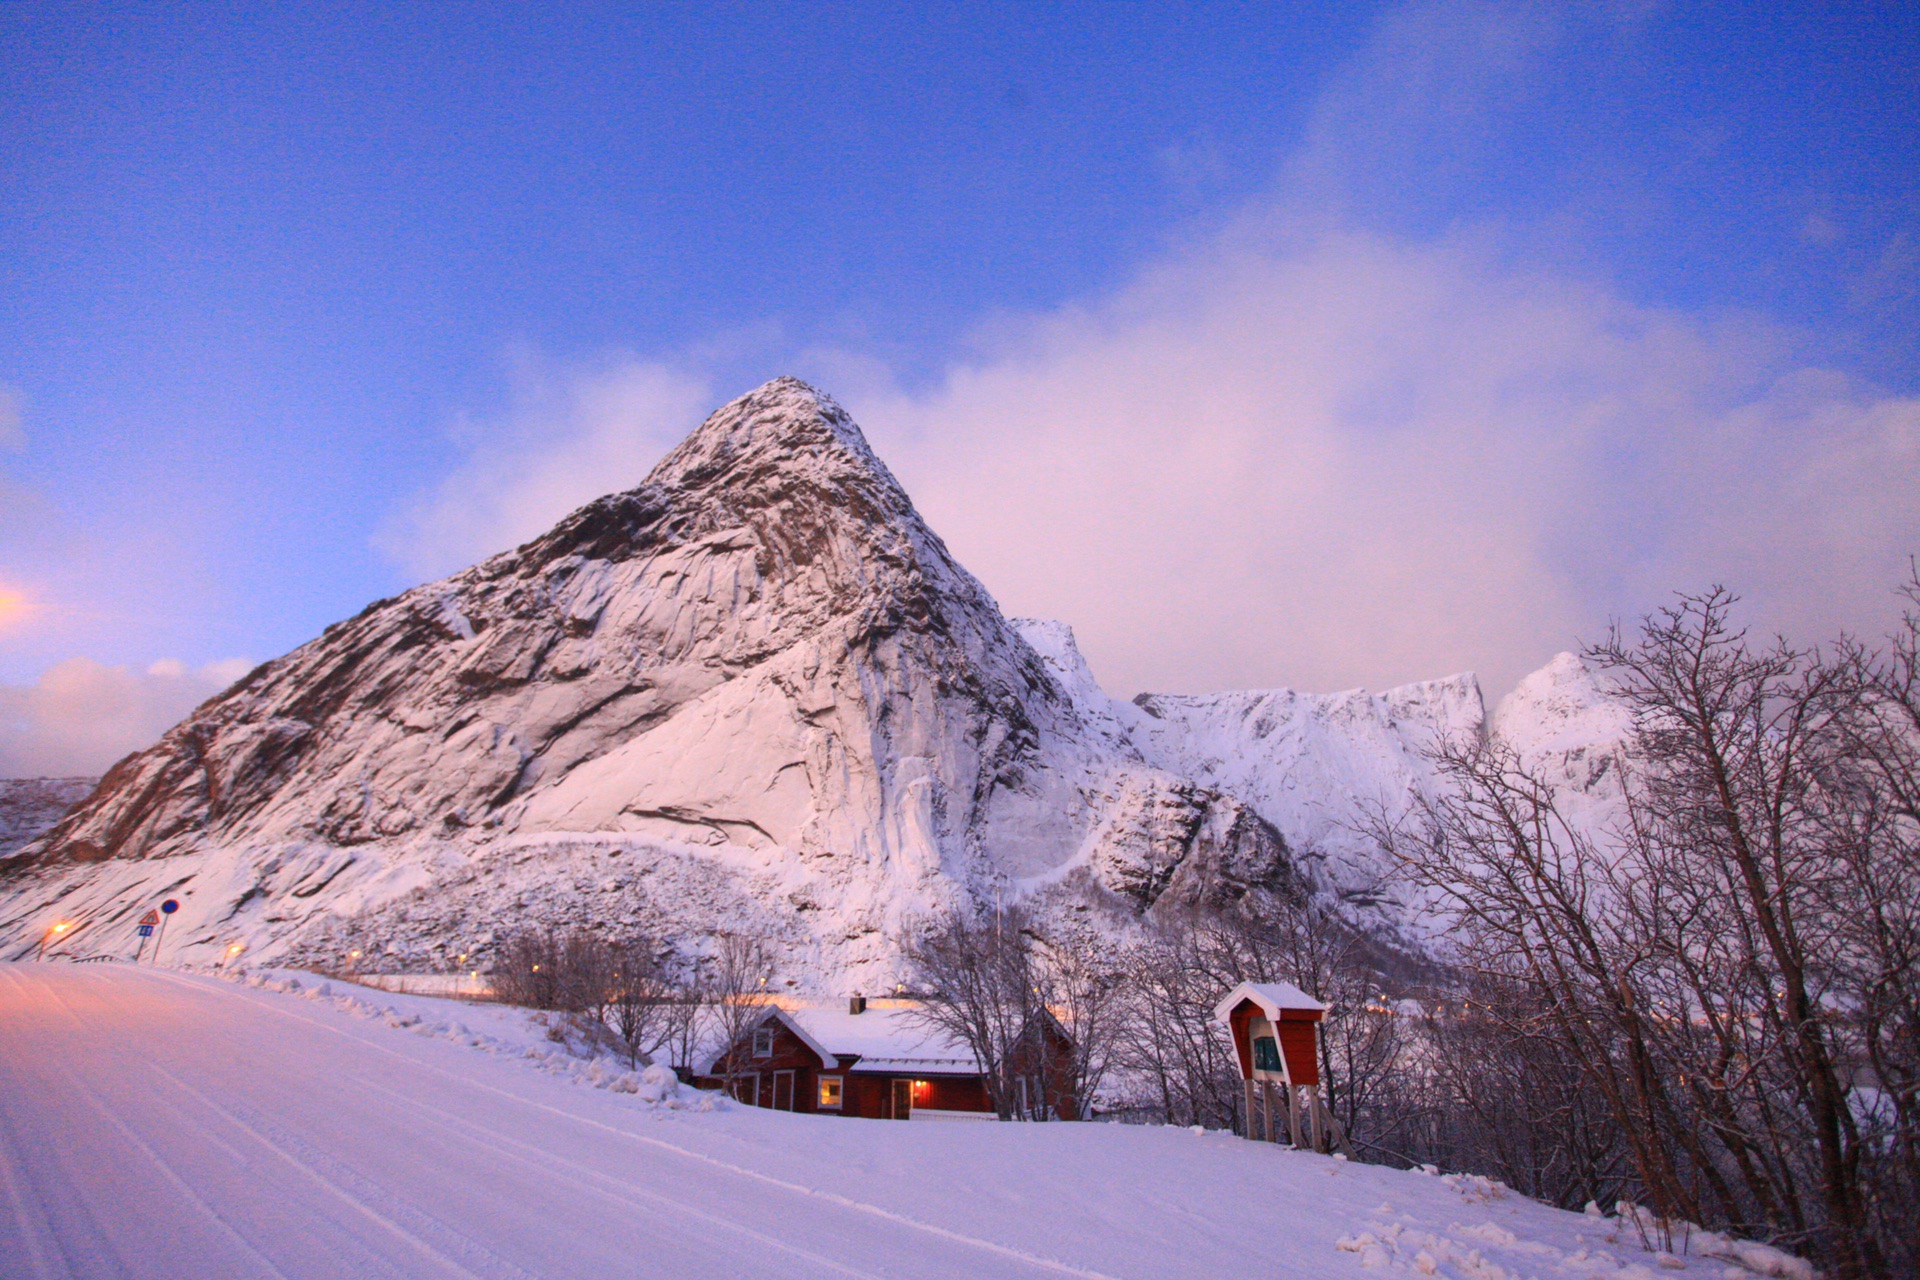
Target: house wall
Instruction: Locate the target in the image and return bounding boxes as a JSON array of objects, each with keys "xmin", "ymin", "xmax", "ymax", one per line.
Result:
[
  {"xmin": 696, "ymin": 1011, "xmax": 1081, "ymax": 1120},
  {"xmin": 700, "ymin": 1020, "xmax": 825, "ymax": 1112},
  {"xmin": 840, "ymin": 1071, "xmax": 992, "ymax": 1119}
]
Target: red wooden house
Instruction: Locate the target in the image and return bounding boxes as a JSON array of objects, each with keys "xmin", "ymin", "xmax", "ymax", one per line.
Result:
[{"xmin": 696, "ymin": 997, "xmax": 1077, "ymax": 1120}]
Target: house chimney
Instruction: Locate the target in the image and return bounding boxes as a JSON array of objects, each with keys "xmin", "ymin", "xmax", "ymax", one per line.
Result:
[{"xmin": 848, "ymin": 994, "xmax": 867, "ymax": 1015}]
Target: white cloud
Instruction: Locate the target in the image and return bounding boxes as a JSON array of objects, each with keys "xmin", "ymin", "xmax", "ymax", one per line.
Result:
[
  {"xmin": 847, "ymin": 229, "xmax": 1919, "ymax": 697},
  {"xmin": 382, "ymin": 353, "xmax": 713, "ymax": 579},
  {"xmin": 0, "ymin": 657, "xmax": 251, "ymax": 778},
  {"xmin": 376, "ymin": 225, "xmax": 1920, "ymax": 703}
]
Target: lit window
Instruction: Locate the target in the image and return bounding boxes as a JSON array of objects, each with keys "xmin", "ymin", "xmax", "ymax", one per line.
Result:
[
  {"xmin": 818, "ymin": 1075, "xmax": 843, "ymax": 1109},
  {"xmin": 1253, "ymin": 1035, "xmax": 1282, "ymax": 1073},
  {"xmin": 753, "ymin": 1027, "xmax": 775, "ymax": 1058}
]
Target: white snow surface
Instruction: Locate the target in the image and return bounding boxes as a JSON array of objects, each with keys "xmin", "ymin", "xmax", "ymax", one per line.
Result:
[{"xmin": 0, "ymin": 963, "xmax": 1807, "ymax": 1280}]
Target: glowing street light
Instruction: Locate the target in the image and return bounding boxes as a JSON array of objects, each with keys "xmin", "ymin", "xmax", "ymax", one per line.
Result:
[{"xmin": 37, "ymin": 920, "xmax": 73, "ymax": 961}]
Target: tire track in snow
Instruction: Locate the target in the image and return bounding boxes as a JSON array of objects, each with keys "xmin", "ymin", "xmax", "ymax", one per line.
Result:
[
  {"xmin": 147, "ymin": 968, "xmax": 1128, "ymax": 1280},
  {"xmin": 0, "ymin": 985, "xmax": 68, "ymax": 1280},
  {"xmin": 0, "ymin": 1127, "xmax": 62, "ymax": 1280},
  {"xmin": 33, "ymin": 966, "xmax": 506, "ymax": 1280},
  {"xmin": 355, "ymin": 1076, "xmax": 892, "ymax": 1280},
  {"xmin": 8, "ymin": 966, "xmax": 289, "ymax": 1280},
  {"xmin": 140, "ymin": 1062, "xmax": 514, "ymax": 1280}
]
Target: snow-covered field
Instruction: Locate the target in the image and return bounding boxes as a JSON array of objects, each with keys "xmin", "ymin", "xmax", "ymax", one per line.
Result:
[{"xmin": 0, "ymin": 964, "xmax": 1804, "ymax": 1280}]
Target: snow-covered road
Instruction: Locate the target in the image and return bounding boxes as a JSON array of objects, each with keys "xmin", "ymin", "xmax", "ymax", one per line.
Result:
[
  {"xmin": 0, "ymin": 965, "xmax": 1798, "ymax": 1280},
  {"xmin": 1, "ymin": 965, "xmax": 1120, "ymax": 1280}
]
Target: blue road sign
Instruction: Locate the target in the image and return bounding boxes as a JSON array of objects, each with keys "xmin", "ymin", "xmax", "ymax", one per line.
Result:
[
  {"xmin": 138, "ymin": 924, "xmax": 154, "ymax": 937},
  {"xmin": 160, "ymin": 900, "xmax": 179, "ymax": 914}
]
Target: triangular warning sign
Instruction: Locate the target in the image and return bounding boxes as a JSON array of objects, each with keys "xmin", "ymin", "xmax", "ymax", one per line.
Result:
[{"xmin": 140, "ymin": 909, "xmax": 160, "ymax": 926}]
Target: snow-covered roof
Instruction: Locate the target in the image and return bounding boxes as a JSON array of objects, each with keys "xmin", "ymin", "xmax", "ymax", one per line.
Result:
[
  {"xmin": 702, "ymin": 1002, "xmax": 981, "ymax": 1076},
  {"xmin": 1212, "ymin": 981, "xmax": 1327, "ymax": 1025},
  {"xmin": 794, "ymin": 1004, "xmax": 980, "ymax": 1073}
]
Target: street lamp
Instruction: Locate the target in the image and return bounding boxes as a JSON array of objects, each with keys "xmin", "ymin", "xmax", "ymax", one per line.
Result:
[{"xmin": 36, "ymin": 921, "xmax": 72, "ymax": 961}]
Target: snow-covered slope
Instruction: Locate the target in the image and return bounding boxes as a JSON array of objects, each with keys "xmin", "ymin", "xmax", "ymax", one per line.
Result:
[
  {"xmin": 0, "ymin": 380, "xmax": 1291, "ymax": 981},
  {"xmin": 2, "ymin": 964, "xmax": 1812, "ymax": 1280},
  {"xmin": 1015, "ymin": 620, "xmax": 1630, "ymax": 926}
]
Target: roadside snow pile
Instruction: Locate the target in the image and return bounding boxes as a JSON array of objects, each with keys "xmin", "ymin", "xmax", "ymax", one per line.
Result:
[
  {"xmin": 1333, "ymin": 1205, "xmax": 1812, "ymax": 1280},
  {"xmin": 228, "ymin": 966, "xmax": 723, "ymax": 1112},
  {"xmin": 1333, "ymin": 1187, "xmax": 1815, "ymax": 1280}
]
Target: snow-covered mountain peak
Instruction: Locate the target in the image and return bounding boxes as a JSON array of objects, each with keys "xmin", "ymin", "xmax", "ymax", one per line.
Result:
[
  {"xmin": 4, "ymin": 385, "xmax": 1298, "ymax": 980},
  {"xmin": 1489, "ymin": 651, "xmax": 1634, "ymax": 825},
  {"xmin": 1, "ymin": 378, "xmax": 1646, "ymax": 977},
  {"xmin": 1490, "ymin": 652, "xmax": 1629, "ymax": 751},
  {"xmin": 645, "ymin": 376, "xmax": 900, "ymax": 498}
]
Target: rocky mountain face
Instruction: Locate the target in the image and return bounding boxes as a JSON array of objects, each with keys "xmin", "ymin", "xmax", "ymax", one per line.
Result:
[
  {"xmin": 0, "ymin": 379, "xmax": 1295, "ymax": 980},
  {"xmin": 0, "ymin": 378, "xmax": 1633, "ymax": 982},
  {"xmin": 0, "ymin": 778, "xmax": 99, "ymax": 861}
]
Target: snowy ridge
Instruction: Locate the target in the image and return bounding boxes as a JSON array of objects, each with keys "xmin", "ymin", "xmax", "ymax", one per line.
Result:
[{"xmin": 1015, "ymin": 618, "xmax": 1632, "ymax": 926}]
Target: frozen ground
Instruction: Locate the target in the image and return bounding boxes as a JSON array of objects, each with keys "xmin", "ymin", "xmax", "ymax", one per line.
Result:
[{"xmin": 0, "ymin": 965, "xmax": 1807, "ymax": 1280}]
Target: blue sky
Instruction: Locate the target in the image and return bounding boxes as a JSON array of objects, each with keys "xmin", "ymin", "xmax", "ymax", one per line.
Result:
[{"xmin": 2, "ymin": 2, "xmax": 1917, "ymax": 774}]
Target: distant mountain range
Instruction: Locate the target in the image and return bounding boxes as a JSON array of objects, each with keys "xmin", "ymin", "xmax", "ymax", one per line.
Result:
[
  {"xmin": 0, "ymin": 380, "xmax": 1629, "ymax": 984},
  {"xmin": 0, "ymin": 777, "xmax": 99, "ymax": 861}
]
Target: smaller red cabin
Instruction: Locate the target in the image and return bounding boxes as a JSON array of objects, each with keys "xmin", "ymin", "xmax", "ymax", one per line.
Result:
[
  {"xmin": 1213, "ymin": 980, "xmax": 1326, "ymax": 1086},
  {"xmin": 1214, "ymin": 980, "xmax": 1351, "ymax": 1153}
]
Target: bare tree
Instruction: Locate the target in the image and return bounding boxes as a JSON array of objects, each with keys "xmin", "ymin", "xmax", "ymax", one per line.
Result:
[
  {"xmin": 704, "ymin": 932, "xmax": 776, "ymax": 1098},
  {"xmin": 491, "ymin": 928, "xmax": 617, "ymax": 1014},
  {"xmin": 1032, "ymin": 932, "xmax": 1121, "ymax": 1119},
  {"xmin": 1827, "ymin": 566, "xmax": 1920, "ymax": 1259},
  {"xmin": 1378, "ymin": 585, "xmax": 1920, "ymax": 1278},
  {"xmin": 491, "ymin": 929, "xmax": 568, "ymax": 1009},
  {"xmin": 655, "ymin": 989, "xmax": 704, "ymax": 1078},
  {"xmin": 903, "ymin": 908, "xmax": 1046, "ymax": 1119},
  {"xmin": 604, "ymin": 938, "xmax": 674, "ymax": 1070},
  {"xmin": 1110, "ymin": 907, "xmax": 1247, "ymax": 1130}
]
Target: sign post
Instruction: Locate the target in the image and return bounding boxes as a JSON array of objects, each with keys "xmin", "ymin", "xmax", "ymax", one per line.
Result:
[
  {"xmin": 135, "ymin": 909, "xmax": 159, "ymax": 963},
  {"xmin": 154, "ymin": 899, "xmax": 179, "ymax": 966}
]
